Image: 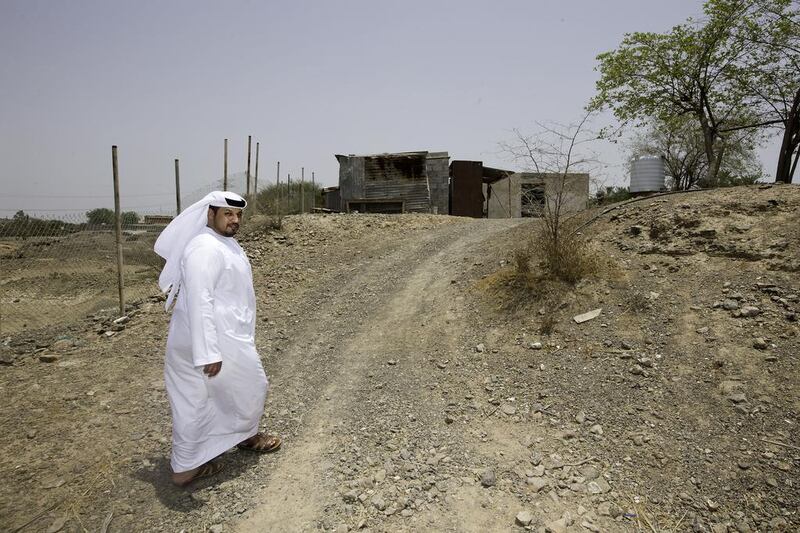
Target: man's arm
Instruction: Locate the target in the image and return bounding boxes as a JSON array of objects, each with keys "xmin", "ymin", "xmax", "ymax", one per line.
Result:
[{"xmin": 183, "ymin": 242, "xmax": 225, "ymax": 369}]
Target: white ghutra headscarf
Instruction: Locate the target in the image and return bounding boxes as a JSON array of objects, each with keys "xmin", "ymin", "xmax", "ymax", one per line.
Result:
[{"xmin": 154, "ymin": 191, "xmax": 247, "ymax": 309}]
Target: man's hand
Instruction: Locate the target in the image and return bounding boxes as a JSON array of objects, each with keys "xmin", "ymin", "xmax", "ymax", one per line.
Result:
[{"xmin": 203, "ymin": 361, "xmax": 222, "ymax": 377}]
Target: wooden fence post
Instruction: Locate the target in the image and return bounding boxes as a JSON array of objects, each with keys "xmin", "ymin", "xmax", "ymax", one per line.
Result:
[
  {"xmin": 276, "ymin": 161, "xmax": 281, "ymax": 214},
  {"xmin": 112, "ymin": 146, "xmax": 125, "ymax": 316},
  {"xmin": 301, "ymin": 167, "xmax": 305, "ymax": 213},
  {"xmin": 174, "ymin": 158, "xmax": 181, "ymax": 214},
  {"xmin": 312, "ymin": 171, "xmax": 316, "ymax": 211},
  {"xmin": 254, "ymin": 141, "xmax": 260, "ymax": 206}
]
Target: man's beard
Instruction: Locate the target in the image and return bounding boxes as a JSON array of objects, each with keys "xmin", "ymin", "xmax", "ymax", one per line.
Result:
[{"xmin": 223, "ymin": 224, "xmax": 239, "ymax": 236}]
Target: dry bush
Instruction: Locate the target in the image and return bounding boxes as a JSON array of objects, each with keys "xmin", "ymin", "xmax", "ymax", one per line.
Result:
[
  {"xmin": 624, "ymin": 291, "xmax": 651, "ymax": 314},
  {"xmin": 534, "ymin": 218, "xmax": 601, "ymax": 284}
]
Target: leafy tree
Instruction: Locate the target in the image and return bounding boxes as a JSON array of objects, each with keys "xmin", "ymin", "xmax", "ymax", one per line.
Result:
[
  {"xmin": 121, "ymin": 211, "xmax": 139, "ymax": 225},
  {"xmin": 591, "ymin": 0, "xmax": 799, "ymax": 184},
  {"xmin": 86, "ymin": 208, "xmax": 114, "ymax": 225},
  {"xmin": 13, "ymin": 210, "xmax": 28, "ymax": 222},
  {"xmin": 627, "ymin": 116, "xmax": 764, "ymax": 190},
  {"xmin": 714, "ymin": 0, "xmax": 800, "ymax": 182}
]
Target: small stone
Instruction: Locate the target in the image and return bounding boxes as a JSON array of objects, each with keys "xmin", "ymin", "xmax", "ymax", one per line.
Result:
[
  {"xmin": 527, "ymin": 477, "xmax": 548, "ymax": 492},
  {"xmin": 722, "ymin": 299, "xmax": 739, "ymax": 310},
  {"xmin": 629, "ymin": 364, "xmax": 644, "ymax": 375},
  {"xmin": 475, "ymin": 343, "xmax": 485, "ymax": 353},
  {"xmin": 113, "ymin": 315, "xmax": 130, "ymax": 325},
  {"xmin": 589, "ymin": 424, "xmax": 603, "ymax": 435},
  {"xmin": 530, "ymin": 342, "xmax": 543, "ymax": 350},
  {"xmin": 587, "ymin": 477, "xmax": 611, "ymax": 494},
  {"xmin": 401, "ymin": 509, "xmax": 413, "ymax": 517},
  {"xmin": 39, "ymin": 353, "xmax": 61, "ymax": 363},
  {"xmin": 374, "ymin": 469, "xmax": 386, "ymax": 483},
  {"xmin": 597, "ymin": 502, "xmax": 622, "ymax": 517},
  {"xmin": 501, "ymin": 404, "xmax": 517, "ymax": 416},
  {"xmin": 574, "ymin": 309, "xmax": 602, "ymax": 324},
  {"xmin": 50, "ymin": 339, "xmax": 73, "ymax": 352},
  {"xmin": 481, "ymin": 469, "xmax": 496, "ymax": 487},
  {"xmin": 516, "ymin": 511, "xmax": 534, "ymax": 526},
  {"xmin": 545, "ymin": 517, "xmax": 568, "ymax": 533},
  {"xmin": 209, "ymin": 526, "xmax": 223, "ymax": 533},
  {"xmin": 737, "ymin": 461, "xmax": 751, "ymax": 470},
  {"xmin": 343, "ymin": 490, "xmax": 358, "ymax": 503},
  {"xmin": 575, "ymin": 411, "xmax": 586, "ymax": 424},
  {"xmin": 371, "ymin": 495, "xmax": 386, "ymax": 511},
  {"xmin": 752, "ymin": 338, "xmax": 768, "ymax": 350},
  {"xmin": 620, "ymin": 340, "xmax": 633, "ymax": 350},
  {"xmin": 740, "ymin": 306, "xmax": 760, "ymax": 317},
  {"xmin": 335, "ymin": 525, "xmax": 349, "ymax": 533},
  {"xmin": 728, "ymin": 393, "xmax": 747, "ymax": 404}
]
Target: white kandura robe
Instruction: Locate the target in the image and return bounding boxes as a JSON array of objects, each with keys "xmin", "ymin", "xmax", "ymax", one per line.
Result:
[{"xmin": 164, "ymin": 227, "xmax": 268, "ymax": 473}]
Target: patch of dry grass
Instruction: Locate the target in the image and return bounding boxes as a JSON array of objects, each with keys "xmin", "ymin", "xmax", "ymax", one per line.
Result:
[{"xmin": 475, "ymin": 217, "xmax": 615, "ymax": 335}]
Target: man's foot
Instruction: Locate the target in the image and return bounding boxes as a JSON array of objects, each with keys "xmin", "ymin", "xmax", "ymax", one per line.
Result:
[
  {"xmin": 237, "ymin": 433, "xmax": 282, "ymax": 453},
  {"xmin": 171, "ymin": 461, "xmax": 224, "ymax": 487}
]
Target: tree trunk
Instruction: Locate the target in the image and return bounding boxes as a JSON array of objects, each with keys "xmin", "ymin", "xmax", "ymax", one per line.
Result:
[
  {"xmin": 775, "ymin": 86, "xmax": 800, "ymax": 184},
  {"xmin": 698, "ymin": 111, "xmax": 719, "ymax": 187}
]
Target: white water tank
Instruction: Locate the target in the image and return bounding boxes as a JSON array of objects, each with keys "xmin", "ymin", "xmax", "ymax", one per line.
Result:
[{"xmin": 630, "ymin": 156, "xmax": 666, "ymax": 193}]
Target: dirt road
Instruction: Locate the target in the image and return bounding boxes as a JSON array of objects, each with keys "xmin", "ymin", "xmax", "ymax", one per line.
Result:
[{"xmin": 3, "ymin": 187, "xmax": 799, "ymax": 533}]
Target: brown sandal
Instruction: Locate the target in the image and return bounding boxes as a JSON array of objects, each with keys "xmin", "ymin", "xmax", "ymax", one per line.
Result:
[
  {"xmin": 174, "ymin": 461, "xmax": 224, "ymax": 487},
  {"xmin": 237, "ymin": 433, "xmax": 282, "ymax": 453}
]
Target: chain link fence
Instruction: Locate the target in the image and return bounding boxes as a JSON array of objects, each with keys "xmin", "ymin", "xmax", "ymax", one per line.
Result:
[
  {"xmin": 0, "ymin": 211, "xmax": 167, "ymax": 336},
  {"xmin": 0, "ymin": 170, "xmax": 312, "ymax": 338}
]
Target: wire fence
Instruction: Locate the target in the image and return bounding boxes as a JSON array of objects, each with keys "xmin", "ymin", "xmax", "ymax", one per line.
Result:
[
  {"xmin": 0, "ymin": 180, "xmax": 325, "ymax": 338},
  {"xmin": 0, "ymin": 212, "xmax": 165, "ymax": 336}
]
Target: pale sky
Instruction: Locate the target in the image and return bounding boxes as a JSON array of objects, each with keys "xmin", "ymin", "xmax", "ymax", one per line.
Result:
[{"xmin": 0, "ymin": 0, "xmax": 782, "ymax": 217}]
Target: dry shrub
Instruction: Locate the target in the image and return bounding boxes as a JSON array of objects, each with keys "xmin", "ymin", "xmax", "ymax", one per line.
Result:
[
  {"xmin": 624, "ymin": 291, "xmax": 651, "ymax": 314},
  {"xmin": 534, "ymin": 215, "xmax": 601, "ymax": 284}
]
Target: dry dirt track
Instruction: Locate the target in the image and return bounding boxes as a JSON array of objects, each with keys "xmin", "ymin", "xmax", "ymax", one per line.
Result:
[
  {"xmin": 3, "ymin": 187, "xmax": 799, "ymax": 533},
  {"xmin": 239, "ymin": 217, "xmax": 535, "ymax": 532}
]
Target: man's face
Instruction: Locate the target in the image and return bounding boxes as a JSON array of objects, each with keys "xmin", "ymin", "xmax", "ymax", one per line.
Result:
[{"xmin": 208, "ymin": 207, "xmax": 242, "ymax": 237}]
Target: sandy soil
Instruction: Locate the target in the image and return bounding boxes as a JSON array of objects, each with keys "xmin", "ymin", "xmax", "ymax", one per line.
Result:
[{"xmin": 1, "ymin": 184, "xmax": 798, "ymax": 533}]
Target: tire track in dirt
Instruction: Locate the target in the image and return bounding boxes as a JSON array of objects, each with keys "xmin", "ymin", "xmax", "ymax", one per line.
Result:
[{"xmin": 236, "ymin": 219, "xmax": 525, "ymax": 532}]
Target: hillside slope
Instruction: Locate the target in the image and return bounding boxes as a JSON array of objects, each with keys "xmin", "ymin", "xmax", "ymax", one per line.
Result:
[{"xmin": 0, "ymin": 185, "xmax": 797, "ymax": 533}]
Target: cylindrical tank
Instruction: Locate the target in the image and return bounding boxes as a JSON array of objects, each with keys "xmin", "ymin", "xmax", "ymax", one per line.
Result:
[{"xmin": 630, "ymin": 156, "xmax": 666, "ymax": 193}]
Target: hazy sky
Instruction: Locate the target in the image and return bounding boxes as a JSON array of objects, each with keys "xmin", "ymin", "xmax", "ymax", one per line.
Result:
[{"xmin": 0, "ymin": 0, "xmax": 782, "ymax": 216}]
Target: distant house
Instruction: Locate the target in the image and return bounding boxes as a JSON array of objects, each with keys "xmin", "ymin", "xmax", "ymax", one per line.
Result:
[
  {"xmin": 143, "ymin": 214, "xmax": 174, "ymax": 225},
  {"xmin": 449, "ymin": 160, "xmax": 589, "ymax": 218},
  {"xmin": 335, "ymin": 151, "xmax": 450, "ymax": 214}
]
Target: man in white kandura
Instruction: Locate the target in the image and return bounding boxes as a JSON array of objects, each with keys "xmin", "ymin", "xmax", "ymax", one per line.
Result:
[{"xmin": 154, "ymin": 190, "xmax": 281, "ymax": 487}]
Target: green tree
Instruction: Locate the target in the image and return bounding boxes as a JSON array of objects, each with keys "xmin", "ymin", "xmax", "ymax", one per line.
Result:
[
  {"xmin": 628, "ymin": 116, "xmax": 764, "ymax": 190},
  {"xmin": 121, "ymin": 211, "xmax": 139, "ymax": 225},
  {"xmin": 86, "ymin": 208, "xmax": 114, "ymax": 225},
  {"xmin": 714, "ymin": 0, "xmax": 800, "ymax": 182},
  {"xmin": 590, "ymin": 5, "xmax": 759, "ymax": 186}
]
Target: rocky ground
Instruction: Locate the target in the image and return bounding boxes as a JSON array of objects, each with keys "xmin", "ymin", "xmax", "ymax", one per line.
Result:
[{"xmin": 0, "ymin": 184, "xmax": 798, "ymax": 532}]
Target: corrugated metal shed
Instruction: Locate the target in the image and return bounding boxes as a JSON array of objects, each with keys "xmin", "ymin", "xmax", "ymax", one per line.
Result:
[{"xmin": 335, "ymin": 151, "xmax": 449, "ymax": 214}]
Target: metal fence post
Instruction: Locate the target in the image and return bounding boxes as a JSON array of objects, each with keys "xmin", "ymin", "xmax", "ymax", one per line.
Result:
[
  {"xmin": 174, "ymin": 158, "xmax": 181, "ymax": 215},
  {"xmin": 224, "ymin": 138, "xmax": 228, "ymax": 191},
  {"xmin": 246, "ymin": 135, "xmax": 252, "ymax": 198}
]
